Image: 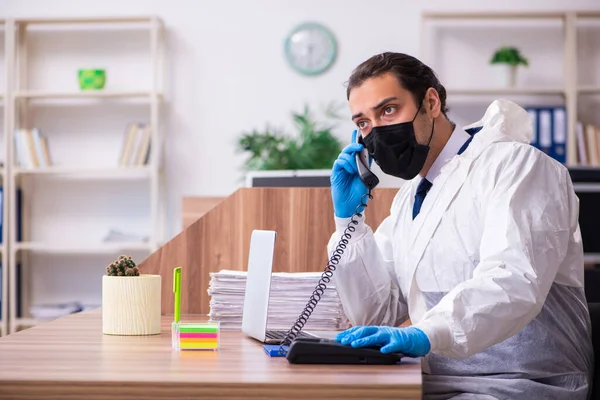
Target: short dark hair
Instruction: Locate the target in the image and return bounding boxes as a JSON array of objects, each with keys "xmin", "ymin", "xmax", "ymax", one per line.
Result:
[{"xmin": 346, "ymin": 52, "xmax": 449, "ymax": 116}]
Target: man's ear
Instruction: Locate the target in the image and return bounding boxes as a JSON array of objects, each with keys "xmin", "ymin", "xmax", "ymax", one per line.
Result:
[{"xmin": 425, "ymin": 87, "xmax": 441, "ymax": 119}]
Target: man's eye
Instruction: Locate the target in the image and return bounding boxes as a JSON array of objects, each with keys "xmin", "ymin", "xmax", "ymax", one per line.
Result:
[
  {"xmin": 358, "ymin": 121, "xmax": 369, "ymax": 129},
  {"xmin": 384, "ymin": 106, "xmax": 396, "ymax": 115}
]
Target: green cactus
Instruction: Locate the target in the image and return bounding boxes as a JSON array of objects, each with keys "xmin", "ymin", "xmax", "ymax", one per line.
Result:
[{"xmin": 106, "ymin": 255, "xmax": 140, "ymax": 277}]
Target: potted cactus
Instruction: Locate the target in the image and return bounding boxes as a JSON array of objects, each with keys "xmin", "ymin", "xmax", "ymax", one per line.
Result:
[{"xmin": 102, "ymin": 255, "xmax": 162, "ymax": 335}]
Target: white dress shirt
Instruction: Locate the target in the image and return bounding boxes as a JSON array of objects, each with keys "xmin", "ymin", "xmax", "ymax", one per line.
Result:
[{"xmin": 423, "ymin": 126, "xmax": 471, "ymax": 184}]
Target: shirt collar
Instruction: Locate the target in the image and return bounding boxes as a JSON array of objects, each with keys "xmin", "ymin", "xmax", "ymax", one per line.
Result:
[{"xmin": 423, "ymin": 126, "xmax": 471, "ymax": 183}]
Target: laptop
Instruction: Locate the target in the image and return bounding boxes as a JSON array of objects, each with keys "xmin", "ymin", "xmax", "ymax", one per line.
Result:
[{"xmin": 241, "ymin": 230, "xmax": 321, "ymax": 344}]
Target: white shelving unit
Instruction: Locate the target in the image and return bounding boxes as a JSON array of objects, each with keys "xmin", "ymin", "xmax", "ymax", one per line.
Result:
[
  {"xmin": 420, "ymin": 10, "xmax": 600, "ymax": 167},
  {"xmin": 4, "ymin": 16, "xmax": 165, "ymax": 333},
  {"xmin": 0, "ymin": 19, "xmax": 9, "ymax": 338},
  {"xmin": 420, "ymin": 11, "xmax": 600, "ymax": 268}
]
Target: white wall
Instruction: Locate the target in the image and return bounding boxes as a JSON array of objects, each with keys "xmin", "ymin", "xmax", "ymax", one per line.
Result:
[{"xmin": 2, "ymin": 0, "xmax": 599, "ymax": 240}]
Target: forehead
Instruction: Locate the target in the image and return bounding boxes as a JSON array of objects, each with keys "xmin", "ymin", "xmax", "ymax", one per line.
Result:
[{"xmin": 348, "ymin": 72, "xmax": 410, "ymax": 113}]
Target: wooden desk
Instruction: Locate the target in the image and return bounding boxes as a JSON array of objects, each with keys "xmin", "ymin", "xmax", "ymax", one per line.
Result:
[{"xmin": 0, "ymin": 309, "xmax": 422, "ymax": 399}]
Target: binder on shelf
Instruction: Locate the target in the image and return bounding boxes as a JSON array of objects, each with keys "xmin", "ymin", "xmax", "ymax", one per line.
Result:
[
  {"xmin": 551, "ymin": 106, "xmax": 566, "ymax": 164},
  {"xmin": 527, "ymin": 107, "xmax": 538, "ymax": 149},
  {"xmin": 0, "ymin": 186, "xmax": 3, "ymax": 244},
  {"xmin": 538, "ymin": 108, "xmax": 553, "ymax": 158},
  {"xmin": 16, "ymin": 262, "xmax": 22, "ymax": 319},
  {"xmin": 14, "ymin": 188, "xmax": 23, "ymax": 319},
  {"xmin": 16, "ymin": 188, "xmax": 22, "ymax": 243},
  {"xmin": 525, "ymin": 106, "xmax": 567, "ymax": 165}
]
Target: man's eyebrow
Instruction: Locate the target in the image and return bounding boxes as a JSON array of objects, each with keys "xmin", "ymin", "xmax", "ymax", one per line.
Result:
[
  {"xmin": 372, "ymin": 96, "xmax": 398, "ymax": 111},
  {"xmin": 351, "ymin": 96, "xmax": 398, "ymax": 120}
]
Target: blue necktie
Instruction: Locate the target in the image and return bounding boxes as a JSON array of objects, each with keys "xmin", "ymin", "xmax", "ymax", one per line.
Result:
[
  {"xmin": 412, "ymin": 178, "xmax": 432, "ymax": 219},
  {"xmin": 412, "ymin": 131, "xmax": 476, "ymax": 219},
  {"xmin": 458, "ymin": 134, "xmax": 474, "ymax": 156}
]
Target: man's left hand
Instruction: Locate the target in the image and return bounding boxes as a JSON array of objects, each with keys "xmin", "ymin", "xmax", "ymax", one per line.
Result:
[{"xmin": 334, "ymin": 326, "xmax": 431, "ymax": 357}]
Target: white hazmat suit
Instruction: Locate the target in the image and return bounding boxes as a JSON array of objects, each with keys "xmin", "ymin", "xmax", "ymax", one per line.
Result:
[{"xmin": 328, "ymin": 99, "xmax": 593, "ymax": 399}]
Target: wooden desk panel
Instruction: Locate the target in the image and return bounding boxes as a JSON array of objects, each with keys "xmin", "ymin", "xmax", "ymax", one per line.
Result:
[
  {"xmin": 146, "ymin": 188, "xmax": 399, "ymax": 315},
  {"xmin": 0, "ymin": 309, "xmax": 422, "ymax": 399}
]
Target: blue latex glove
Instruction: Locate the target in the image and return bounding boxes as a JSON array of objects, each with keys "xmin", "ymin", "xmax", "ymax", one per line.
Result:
[
  {"xmin": 334, "ymin": 326, "xmax": 431, "ymax": 357},
  {"xmin": 330, "ymin": 130, "xmax": 370, "ymax": 218}
]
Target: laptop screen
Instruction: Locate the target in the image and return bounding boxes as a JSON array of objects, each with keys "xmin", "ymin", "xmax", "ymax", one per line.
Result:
[{"xmin": 241, "ymin": 230, "xmax": 277, "ymax": 341}]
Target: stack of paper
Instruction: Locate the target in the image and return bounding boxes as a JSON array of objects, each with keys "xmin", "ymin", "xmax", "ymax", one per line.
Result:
[{"xmin": 207, "ymin": 270, "xmax": 350, "ymax": 331}]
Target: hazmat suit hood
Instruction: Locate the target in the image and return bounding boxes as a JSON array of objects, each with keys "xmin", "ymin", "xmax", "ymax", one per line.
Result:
[{"xmin": 462, "ymin": 99, "xmax": 534, "ymax": 151}]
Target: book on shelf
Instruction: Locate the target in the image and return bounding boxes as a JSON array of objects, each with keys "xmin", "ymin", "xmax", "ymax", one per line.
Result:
[
  {"xmin": 14, "ymin": 128, "xmax": 52, "ymax": 169},
  {"xmin": 0, "ymin": 185, "xmax": 15, "ymax": 244},
  {"xmin": 118, "ymin": 123, "xmax": 151, "ymax": 167},
  {"xmin": 575, "ymin": 122, "xmax": 600, "ymax": 167}
]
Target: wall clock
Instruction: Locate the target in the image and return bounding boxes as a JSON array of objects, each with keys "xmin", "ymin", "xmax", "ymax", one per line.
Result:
[{"xmin": 284, "ymin": 22, "xmax": 337, "ymax": 76}]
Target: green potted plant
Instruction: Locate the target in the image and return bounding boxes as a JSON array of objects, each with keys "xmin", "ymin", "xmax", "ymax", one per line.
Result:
[
  {"xmin": 490, "ymin": 46, "xmax": 529, "ymax": 87},
  {"xmin": 102, "ymin": 255, "xmax": 161, "ymax": 335},
  {"xmin": 236, "ymin": 103, "xmax": 343, "ymax": 176}
]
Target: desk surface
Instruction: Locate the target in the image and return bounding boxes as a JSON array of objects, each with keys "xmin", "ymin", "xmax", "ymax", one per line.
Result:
[{"xmin": 0, "ymin": 309, "xmax": 422, "ymax": 399}]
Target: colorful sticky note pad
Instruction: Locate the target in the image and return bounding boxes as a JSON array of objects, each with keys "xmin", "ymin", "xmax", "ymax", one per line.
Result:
[{"xmin": 173, "ymin": 322, "xmax": 219, "ymax": 351}]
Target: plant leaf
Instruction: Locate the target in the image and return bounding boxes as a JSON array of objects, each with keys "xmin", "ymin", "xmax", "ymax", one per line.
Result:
[{"xmin": 237, "ymin": 102, "xmax": 342, "ymax": 172}]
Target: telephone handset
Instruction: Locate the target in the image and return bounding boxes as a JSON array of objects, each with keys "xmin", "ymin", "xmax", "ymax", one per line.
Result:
[
  {"xmin": 276, "ymin": 135, "xmax": 397, "ymax": 365},
  {"xmin": 355, "ymin": 134, "xmax": 380, "ymax": 191}
]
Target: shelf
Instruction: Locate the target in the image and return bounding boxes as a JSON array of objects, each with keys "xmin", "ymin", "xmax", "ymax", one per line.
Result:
[
  {"xmin": 14, "ymin": 242, "xmax": 153, "ymax": 254},
  {"xmin": 14, "ymin": 166, "xmax": 152, "ymax": 179},
  {"xmin": 578, "ymin": 86, "xmax": 600, "ymax": 94},
  {"xmin": 568, "ymin": 167, "xmax": 600, "ymax": 183},
  {"xmin": 584, "ymin": 254, "xmax": 600, "ymax": 264},
  {"xmin": 14, "ymin": 318, "xmax": 41, "ymax": 327},
  {"xmin": 572, "ymin": 183, "xmax": 600, "ymax": 192},
  {"xmin": 423, "ymin": 11, "xmax": 600, "ymax": 20},
  {"xmin": 16, "ymin": 16, "xmax": 160, "ymax": 25},
  {"xmin": 14, "ymin": 90, "xmax": 161, "ymax": 101},
  {"xmin": 422, "ymin": 11, "xmax": 567, "ymax": 20},
  {"xmin": 576, "ymin": 12, "xmax": 600, "ymax": 19},
  {"xmin": 446, "ymin": 87, "xmax": 565, "ymax": 96}
]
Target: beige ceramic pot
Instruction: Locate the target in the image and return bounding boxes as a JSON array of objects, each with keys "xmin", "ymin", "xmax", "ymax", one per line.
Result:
[{"xmin": 102, "ymin": 274, "xmax": 161, "ymax": 335}]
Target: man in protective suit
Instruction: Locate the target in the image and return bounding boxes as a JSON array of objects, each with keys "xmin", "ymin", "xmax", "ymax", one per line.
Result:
[{"xmin": 329, "ymin": 52, "xmax": 593, "ymax": 399}]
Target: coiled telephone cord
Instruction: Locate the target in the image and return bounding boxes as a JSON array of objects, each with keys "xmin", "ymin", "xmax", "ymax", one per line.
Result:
[{"xmin": 278, "ymin": 190, "xmax": 373, "ymax": 356}]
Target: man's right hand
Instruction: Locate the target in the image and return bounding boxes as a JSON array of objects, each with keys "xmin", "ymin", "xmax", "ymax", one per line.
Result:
[{"xmin": 330, "ymin": 130, "xmax": 370, "ymax": 218}]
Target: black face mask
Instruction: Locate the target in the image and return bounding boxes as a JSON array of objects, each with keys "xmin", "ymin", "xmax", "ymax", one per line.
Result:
[{"xmin": 362, "ymin": 105, "xmax": 433, "ymax": 180}]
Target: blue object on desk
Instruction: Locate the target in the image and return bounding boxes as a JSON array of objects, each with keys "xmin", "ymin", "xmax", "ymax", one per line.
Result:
[{"xmin": 263, "ymin": 344, "xmax": 289, "ymax": 357}]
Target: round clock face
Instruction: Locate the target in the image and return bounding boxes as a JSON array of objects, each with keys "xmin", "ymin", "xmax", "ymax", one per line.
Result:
[{"xmin": 284, "ymin": 22, "xmax": 337, "ymax": 76}]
